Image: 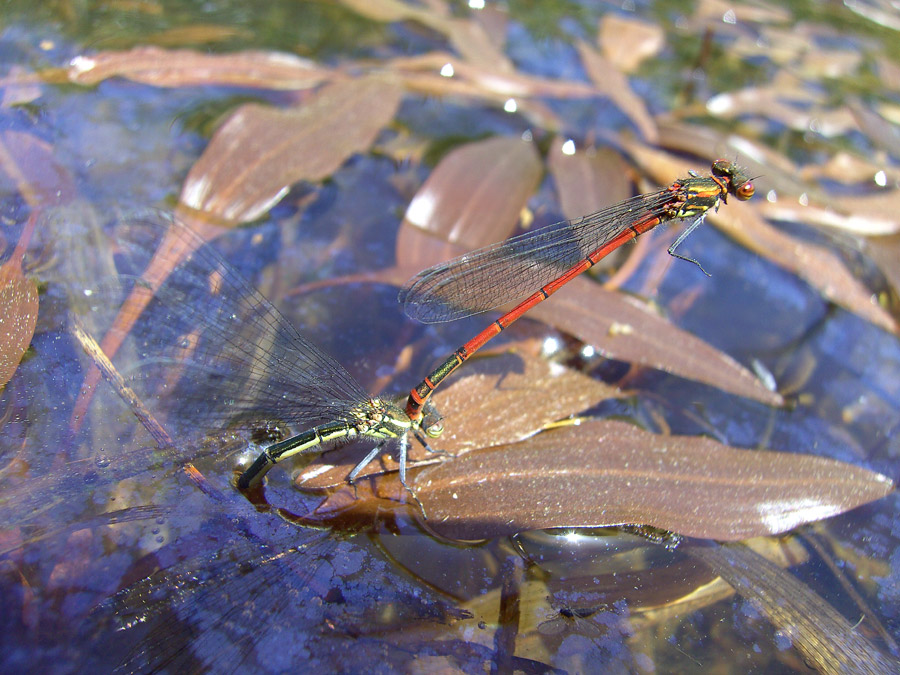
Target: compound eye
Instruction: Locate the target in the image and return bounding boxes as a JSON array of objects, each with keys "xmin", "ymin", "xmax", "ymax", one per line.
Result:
[
  {"xmin": 711, "ymin": 159, "xmax": 731, "ymax": 176},
  {"xmin": 735, "ymin": 181, "xmax": 755, "ymax": 201}
]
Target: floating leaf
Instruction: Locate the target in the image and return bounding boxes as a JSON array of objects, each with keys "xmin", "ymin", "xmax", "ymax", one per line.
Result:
[
  {"xmin": 396, "ymin": 135, "xmax": 542, "ymax": 269},
  {"xmin": 389, "ymin": 52, "xmax": 599, "ymax": 102},
  {"xmin": 180, "ymin": 75, "xmax": 403, "ymax": 222},
  {"xmin": 0, "ymin": 130, "xmax": 76, "ymax": 207},
  {"xmin": 529, "ymin": 279, "xmax": 784, "ymax": 406},
  {"xmin": 68, "ymin": 47, "xmax": 332, "ymax": 90},
  {"xmin": 412, "ymin": 419, "xmax": 893, "ymax": 541},
  {"xmin": 0, "ymin": 214, "xmax": 39, "ymax": 389}
]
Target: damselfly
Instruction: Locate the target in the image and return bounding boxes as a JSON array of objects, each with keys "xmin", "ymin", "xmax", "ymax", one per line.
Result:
[
  {"xmin": 399, "ymin": 159, "xmax": 755, "ymax": 422},
  {"xmin": 79, "ymin": 214, "xmax": 442, "ymax": 496}
]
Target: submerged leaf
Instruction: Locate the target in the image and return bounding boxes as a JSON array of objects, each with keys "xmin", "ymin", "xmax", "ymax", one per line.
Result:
[
  {"xmin": 180, "ymin": 74, "xmax": 403, "ymax": 223},
  {"xmin": 68, "ymin": 47, "xmax": 332, "ymax": 90},
  {"xmin": 396, "ymin": 135, "xmax": 542, "ymax": 268},
  {"xmin": 576, "ymin": 41, "xmax": 658, "ymax": 143},
  {"xmin": 597, "ymin": 14, "xmax": 664, "ymax": 73},
  {"xmin": 0, "ymin": 214, "xmax": 38, "ymax": 389},
  {"xmin": 413, "ymin": 419, "xmax": 893, "ymax": 541},
  {"xmin": 529, "ymin": 279, "xmax": 784, "ymax": 406},
  {"xmin": 0, "ymin": 130, "xmax": 76, "ymax": 207},
  {"xmin": 547, "ymin": 143, "xmax": 632, "ymax": 223}
]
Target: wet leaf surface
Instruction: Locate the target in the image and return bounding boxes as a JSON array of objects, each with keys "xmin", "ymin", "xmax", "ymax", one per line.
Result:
[
  {"xmin": 528, "ymin": 279, "xmax": 784, "ymax": 406},
  {"xmin": 396, "ymin": 135, "xmax": 542, "ymax": 268},
  {"xmin": 412, "ymin": 419, "xmax": 892, "ymax": 542},
  {"xmin": 0, "ymin": 215, "xmax": 38, "ymax": 389},
  {"xmin": 68, "ymin": 47, "xmax": 332, "ymax": 90},
  {"xmin": 180, "ymin": 74, "xmax": 403, "ymax": 222}
]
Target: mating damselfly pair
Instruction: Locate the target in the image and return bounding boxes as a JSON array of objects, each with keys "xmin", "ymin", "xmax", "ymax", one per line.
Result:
[{"xmin": 75, "ymin": 160, "xmax": 754, "ymax": 502}]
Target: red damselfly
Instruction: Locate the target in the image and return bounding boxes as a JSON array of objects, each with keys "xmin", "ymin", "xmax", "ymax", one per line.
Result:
[{"xmin": 400, "ymin": 159, "xmax": 755, "ymax": 422}]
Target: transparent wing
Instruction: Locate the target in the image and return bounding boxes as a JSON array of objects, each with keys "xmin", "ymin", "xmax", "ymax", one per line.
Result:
[
  {"xmin": 73, "ymin": 211, "xmax": 370, "ymax": 443},
  {"xmin": 399, "ymin": 189, "xmax": 676, "ymax": 323}
]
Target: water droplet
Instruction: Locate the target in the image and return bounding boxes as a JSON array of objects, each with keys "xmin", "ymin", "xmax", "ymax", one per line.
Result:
[{"xmin": 95, "ymin": 455, "xmax": 111, "ymax": 469}]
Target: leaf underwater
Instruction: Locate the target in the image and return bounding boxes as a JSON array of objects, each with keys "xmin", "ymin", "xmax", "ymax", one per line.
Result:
[
  {"xmin": 72, "ymin": 76, "xmax": 403, "ymax": 426},
  {"xmin": 180, "ymin": 74, "xmax": 404, "ymax": 223},
  {"xmin": 690, "ymin": 543, "xmax": 900, "ymax": 674},
  {"xmin": 413, "ymin": 419, "xmax": 893, "ymax": 542},
  {"xmin": 397, "ymin": 139, "xmax": 782, "ymax": 406},
  {"xmin": 0, "ymin": 214, "xmax": 39, "ymax": 389},
  {"xmin": 68, "ymin": 47, "xmax": 332, "ymax": 90},
  {"xmin": 623, "ymin": 141, "xmax": 898, "ymax": 333},
  {"xmin": 529, "ymin": 280, "xmax": 784, "ymax": 406},
  {"xmin": 396, "ymin": 135, "xmax": 542, "ymax": 268}
]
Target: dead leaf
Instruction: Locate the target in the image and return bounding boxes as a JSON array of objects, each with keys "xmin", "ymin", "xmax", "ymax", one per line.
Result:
[
  {"xmin": 576, "ymin": 41, "xmax": 658, "ymax": 143},
  {"xmin": 414, "ymin": 419, "xmax": 893, "ymax": 541},
  {"xmin": 0, "ymin": 214, "xmax": 39, "ymax": 389},
  {"xmin": 68, "ymin": 47, "xmax": 333, "ymax": 90},
  {"xmin": 597, "ymin": 15, "xmax": 664, "ymax": 73},
  {"xmin": 547, "ymin": 142, "xmax": 632, "ymax": 222},
  {"xmin": 529, "ymin": 279, "xmax": 784, "ymax": 406},
  {"xmin": 337, "ymin": 0, "xmax": 448, "ymax": 28},
  {"xmin": 388, "ymin": 51, "xmax": 600, "ymax": 101},
  {"xmin": 179, "ymin": 75, "xmax": 403, "ymax": 222},
  {"xmin": 0, "ymin": 130, "xmax": 76, "ymax": 208},
  {"xmin": 396, "ymin": 135, "xmax": 542, "ymax": 269}
]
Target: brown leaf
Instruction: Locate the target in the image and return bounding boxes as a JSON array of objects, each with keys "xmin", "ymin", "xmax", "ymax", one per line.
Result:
[
  {"xmin": 0, "ymin": 214, "xmax": 39, "ymax": 389},
  {"xmin": 597, "ymin": 14, "xmax": 664, "ymax": 73},
  {"xmin": 0, "ymin": 130, "xmax": 76, "ymax": 208},
  {"xmin": 529, "ymin": 279, "xmax": 784, "ymax": 406},
  {"xmin": 337, "ymin": 0, "xmax": 448, "ymax": 27},
  {"xmin": 576, "ymin": 41, "xmax": 658, "ymax": 143},
  {"xmin": 547, "ymin": 142, "xmax": 632, "ymax": 222},
  {"xmin": 446, "ymin": 18, "xmax": 514, "ymax": 72},
  {"xmin": 414, "ymin": 419, "xmax": 893, "ymax": 541},
  {"xmin": 68, "ymin": 47, "xmax": 332, "ymax": 90},
  {"xmin": 179, "ymin": 75, "xmax": 403, "ymax": 223},
  {"xmin": 295, "ymin": 347, "xmax": 618, "ymax": 489},
  {"xmin": 389, "ymin": 51, "xmax": 600, "ymax": 101},
  {"xmin": 396, "ymin": 135, "xmax": 542, "ymax": 269}
]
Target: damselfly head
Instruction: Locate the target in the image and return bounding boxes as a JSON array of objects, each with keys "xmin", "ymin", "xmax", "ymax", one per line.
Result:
[{"xmin": 711, "ymin": 159, "xmax": 755, "ymax": 201}]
